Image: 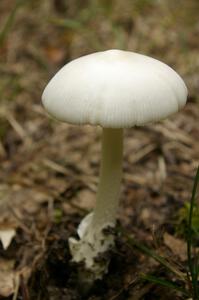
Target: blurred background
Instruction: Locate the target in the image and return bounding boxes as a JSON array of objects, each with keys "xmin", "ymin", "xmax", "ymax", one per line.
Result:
[{"xmin": 0, "ymin": 0, "xmax": 198, "ymax": 299}]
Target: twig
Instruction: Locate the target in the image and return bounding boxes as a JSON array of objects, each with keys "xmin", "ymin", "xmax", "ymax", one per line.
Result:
[
  {"xmin": 20, "ymin": 274, "xmax": 30, "ymax": 300},
  {"xmin": 7, "ymin": 203, "xmax": 32, "ymax": 235},
  {"xmin": 128, "ymin": 143, "xmax": 156, "ymax": 164},
  {"xmin": 109, "ymin": 277, "xmax": 140, "ymax": 300},
  {"xmin": 12, "ymin": 273, "xmax": 20, "ymax": 300},
  {"xmin": 6, "ymin": 113, "xmax": 29, "ymax": 142}
]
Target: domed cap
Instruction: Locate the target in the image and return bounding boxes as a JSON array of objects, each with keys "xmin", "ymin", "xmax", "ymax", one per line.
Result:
[{"xmin": 42, "ymin": 49, "xmax": 188, "ymax": 128}]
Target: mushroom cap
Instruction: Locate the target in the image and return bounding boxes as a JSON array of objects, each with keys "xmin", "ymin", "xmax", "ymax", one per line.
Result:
[{"xmin": 42, "ymin": 49, "xmax": 188, "ymax": 128}]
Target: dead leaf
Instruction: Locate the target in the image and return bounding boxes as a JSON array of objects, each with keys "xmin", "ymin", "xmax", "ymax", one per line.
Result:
[
  {"xmin": 0, "ymin": 228, "xmax": 16, "ymax": 250},
  {"xmin": 73, "ymin": 189, "xmax": 95, "ymax": 210},
  {"xmin": 0, "ymin": 272, "xmax": 16, "ymax": 297},
  {"xmin": 44, "ymin": 46, "xmax": 65, "ymax": 64},
  {"xmin": 0, "ymin": 259, "xmax": 16, "ymax": 297},
  {"xmin": 163, "ymin": 232, "xmax": 187, "ymax": 261}
]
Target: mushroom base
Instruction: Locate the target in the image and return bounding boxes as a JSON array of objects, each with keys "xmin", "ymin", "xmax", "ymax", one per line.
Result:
[{"xmin": 68, "ymin": 213, "xmax": 115, "ymax": 281}]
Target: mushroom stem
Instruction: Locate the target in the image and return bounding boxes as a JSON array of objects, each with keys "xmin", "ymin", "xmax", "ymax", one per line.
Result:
[
  {"xmin": 91, "ymin": 128, "xmax": 123, "ymax": 230},
  {"xmin": 68, "ymin": 128, "xmax": 123, "ymax": 280}
]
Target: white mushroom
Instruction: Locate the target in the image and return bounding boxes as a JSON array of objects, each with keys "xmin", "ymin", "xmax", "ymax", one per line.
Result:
[{"xmin": 42, "ymin": 49, "xmax": 188, "ymax": 281}]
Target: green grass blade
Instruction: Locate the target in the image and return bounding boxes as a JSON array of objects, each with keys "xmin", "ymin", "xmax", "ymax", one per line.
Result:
[
  {"xmin": 118, "ymin": 226, "xmax": 185, "ymax": 280},
  {"xmin": 187, "ymin": 166, "xmax": 199, "ymax": 299},
  {"xmin": 0, "ymin": 0, "xmax": 26, "ymax": 47},
  {"xmin": 141, "ymin": 274, "xmax": 189, "ymax": 296},
  {"xmin": 49, "ymin": 18, "xmax": 82, "ymax": 30}
]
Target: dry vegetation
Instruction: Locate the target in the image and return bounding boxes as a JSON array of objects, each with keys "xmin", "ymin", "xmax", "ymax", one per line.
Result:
[{"xmin": 0, "ymin": 0, "xmax": 199, "ymax": 299}]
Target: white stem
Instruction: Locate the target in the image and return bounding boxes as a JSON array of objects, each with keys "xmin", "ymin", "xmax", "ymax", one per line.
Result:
[
  {"xmin": 68, "ymin": 128, "xmax": 123, "ymax": 280},
  {"xmin": 91, "ymin": 128, "xmax": 123, "ymax": 230}
]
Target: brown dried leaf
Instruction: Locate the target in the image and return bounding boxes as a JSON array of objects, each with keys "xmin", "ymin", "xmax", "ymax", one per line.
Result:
[
  {"xmin": 163, "ymin": 232, "xmax": 187, "ymax": 261},
  {"xmin": 73, "ymin": 189, "xmax": 95, "ymax": 210},
  {"xmin": 0, "ymin": 273, "xmax": 15, "ymax": 297},
  {"xmin": 44, "ymin": 46, "xmax": 65, "ymax": 64},
  {"xmin": 0, "ymin": 259, "xmax": 16, "ymax": 297}
]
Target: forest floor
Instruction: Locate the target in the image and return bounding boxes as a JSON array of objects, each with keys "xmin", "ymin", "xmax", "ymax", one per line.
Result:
[{"xmin": 0, "ymin": 1, "xmax": 199, "ymax": 299}]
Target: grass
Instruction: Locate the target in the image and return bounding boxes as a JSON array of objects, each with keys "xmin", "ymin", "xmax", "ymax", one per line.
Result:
[
  {"xmin": 187, "ymin": 166, "xmax": 199, "ymax": 299},
  {"xmin": 122, "ymin": 166, "xmax": 199, "ymax": 299},
  {"xmin": 177, "ymin": 202, "xmax": 199, "ymax": 238},
  {"xmin": 141, "ymin": 273, "xmax": 189, "ymax": 297},
  {"xmin": 0, "ymin": 0, "xmax": 26, "ymax": 47}
]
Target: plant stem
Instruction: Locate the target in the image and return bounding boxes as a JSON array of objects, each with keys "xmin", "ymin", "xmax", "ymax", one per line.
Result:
[{"xmin": 187, "ymin": 166, "xmax": 199, "ymax": 299}]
